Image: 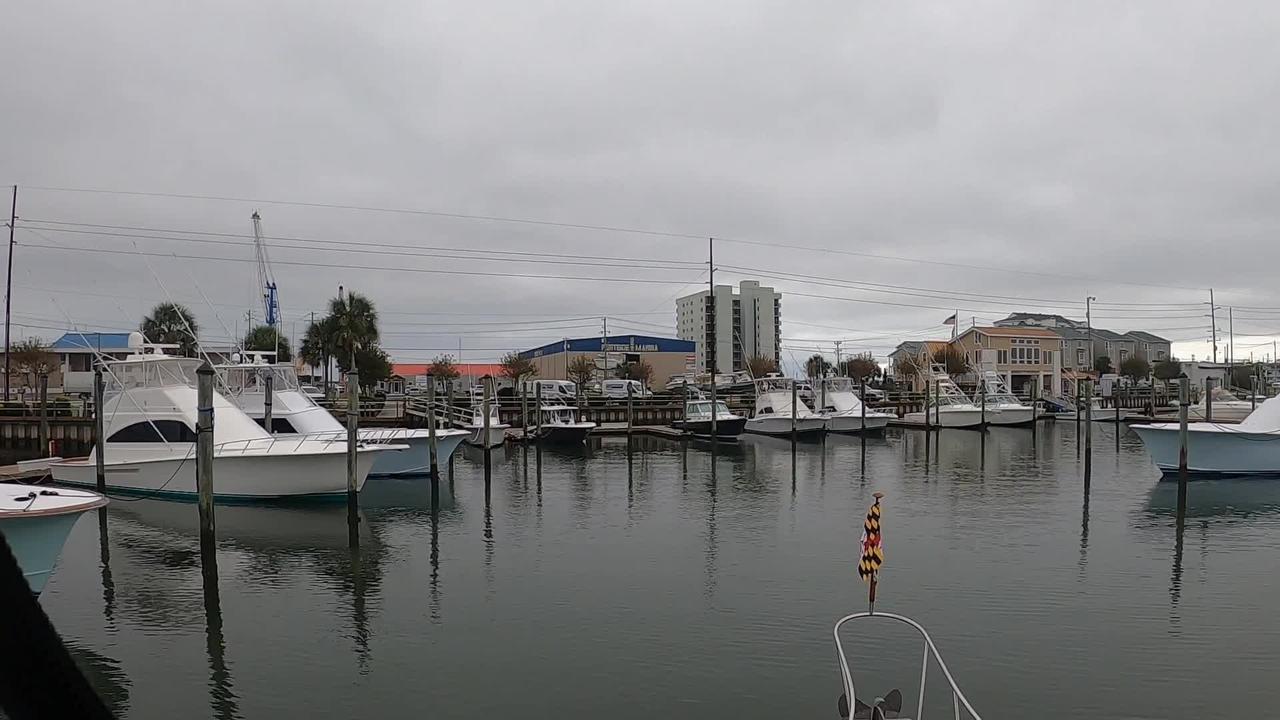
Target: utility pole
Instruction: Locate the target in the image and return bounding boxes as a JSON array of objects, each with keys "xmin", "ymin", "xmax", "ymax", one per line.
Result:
[
  {"xmin": 834, "ymin": 340, "xmax": 843, "ymax": 373},
  {"xmin": 1228, "ymin": 306, "xmax": 1234, "ymax": 366},
  {"xmin": 708, "ymin": 238, "xmax": 716, "ymax": 439},
  {"xmin": 1209, "ymin": 288, "xmax": 1218, "ymax": 364},
  {"xmin": 4, "ymin": 185, "xmax": 16, "ymax": 401},
  {"xmin": 601, "ymin": 316, "xmax": 608, "ymax": 385}
]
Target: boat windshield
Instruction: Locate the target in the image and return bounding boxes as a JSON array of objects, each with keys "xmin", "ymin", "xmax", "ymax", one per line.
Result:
[
  {"xmin": 687, "ymin": 400, "xmax": 728, "ymax": 419},
  {"xmin": 106, "ymin": 357, "xmax": 204, "ymax": 392},
  {"xmin": 219, "ymin": 365, "xmax": 302, "ymax": 395}
]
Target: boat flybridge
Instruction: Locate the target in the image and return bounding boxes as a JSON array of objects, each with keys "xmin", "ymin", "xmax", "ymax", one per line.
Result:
[
  {"xmin": 903, "ymin": 364, "xmax": 984, "ymax": 428},
  {"xmin": 814, "ymin": 377, "xmax": 894, "ymax": 433},
  {"xmin": 51, "ymin": 337, "xmax": 397, "ymax": 499},
  {"xmin": 975, "ymin": 369, "xmax": 1035, "ymax": 427},
  {"xmin": 216, "ymin": 352, "xmax": 467, "ymax": 476},
  {"xmin": 744, "ymin": 376, "xmax": 825, "ymax": 438}
]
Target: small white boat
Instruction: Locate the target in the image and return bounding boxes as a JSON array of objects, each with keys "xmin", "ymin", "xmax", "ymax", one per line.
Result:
[
  {"xmin": 1, "ymin": 484, "xmax": 107, "ymax": 594},
  {"xmin": 1188, "ymin": 386, "xmax": 1255, "ymax": 423},
  {"xmin": 815, "ymin": 377, "xmax": 893, "ymax": 433},
  {"xmin": 672, "ymin": 398, "xmax": 748, "ymax": 439},
  {"xmin": 903, "ymin": 365, "xmax": 984, "ymax": 428},
  {"xmin": 463, "ymin": 405, "xmax": 509, "ymax": 448},
  {"xmin": 744, "ymin": 376, "xmax": 826, "ymax": 438},
  {"xmin": 976, "ymin": 370, "xmax": 1035, "ymax": 427},
  {"xmin": 51, "ymin": 340, "xmax": 399, "ymax": 500},
  {"xmin": 536, "ymin": 405, "xmax": 595, "ymax": 445},
  {"xmin": 1132, "ymin": 396, "xmax": 1280, "ymax": 475},
  {"xmin": 217, "ymin": 355, "xmax": 467, "ymax": 476}
]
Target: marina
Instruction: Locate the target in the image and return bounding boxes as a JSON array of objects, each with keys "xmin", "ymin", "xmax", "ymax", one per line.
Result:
[{"xmin": 24, "ymin": 424, "xmax": 1280, "ymax": 718}]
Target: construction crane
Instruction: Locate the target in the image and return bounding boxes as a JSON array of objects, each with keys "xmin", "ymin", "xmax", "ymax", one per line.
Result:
[{"xmin": 251, "ymin": 211, "xmax": 281, "ymax": 356}]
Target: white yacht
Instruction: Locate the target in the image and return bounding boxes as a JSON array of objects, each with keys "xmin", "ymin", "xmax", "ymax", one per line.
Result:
[
  {"xmin": 535, "ymin": 405, "xmax": 595, "ymax": 445},
  {"xmin": 1132, "ymin": 396, "xmax": 1280, "ymax": 475},
  {"xmin": 216, "ymin": 354, "xmax": 467, "ymax": 476},
  {"xmin": 976, "ymin": 370, "xmax": 1035, "ymax": 426},
  {"xmin": 1, "ymin": 484, "xmax": 107, "ymax": 594},
  {"xmin": 814, "ymin": 377, "xmax": 893, "ymax": 433},
  {"xmin": 463, "ymin": 405, "xmax": 509, "ymax": 448},
  {"xmin": 903, "ymin": 365, "xmax": 985, "ymax": 428},
  {"xmin": 52, "ymin": 340, "xmax": 397, "ymax": 499},
  {"xmin": 744, "ymin": 376, "xmax": 826, "ymax": 438},
  {"xmin": 1188, "ymin": 385, "xmax": 1255, "ymax": 423}
]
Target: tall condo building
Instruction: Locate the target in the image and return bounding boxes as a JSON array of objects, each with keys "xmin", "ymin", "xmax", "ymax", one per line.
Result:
[{"xmin": 676, "ymin": 280, "xmax": 781, "ymax": 374}]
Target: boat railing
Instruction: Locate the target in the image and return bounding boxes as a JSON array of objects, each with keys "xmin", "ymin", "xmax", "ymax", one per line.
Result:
[
  {"xmin": 210, "ymin": 430, "xmax": 402, "ymax": 455},
  {"xmin": 833, "ymin": 611, "xmax": 982, "ymax": 720}
]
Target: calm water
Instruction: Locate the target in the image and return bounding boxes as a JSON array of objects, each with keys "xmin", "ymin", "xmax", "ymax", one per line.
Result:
[{"xmin": 36, "ymin": 423, "xmax": 1280, "ymax": 718}]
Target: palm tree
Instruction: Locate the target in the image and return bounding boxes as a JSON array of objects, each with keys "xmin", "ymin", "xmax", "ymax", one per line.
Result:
[
  {"xmin": 242, "ymin": 324, "xmax": 292, "ymax": 362},
  {"xmin": 329, "ymin": 291, "xmax": 379, "ymax": 374},
  {"xmin": 804, "ymin": 354, "xmax": 831, "ymax": 379},
  {"xmin": 141, "ymin": 303, "xmax": 199, "ymax": 357}
]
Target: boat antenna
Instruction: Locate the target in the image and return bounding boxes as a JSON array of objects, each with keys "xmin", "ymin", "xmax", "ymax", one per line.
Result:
[{"xmin": 857, "ymin": 492, "xmax": 885, "ymax": 614}]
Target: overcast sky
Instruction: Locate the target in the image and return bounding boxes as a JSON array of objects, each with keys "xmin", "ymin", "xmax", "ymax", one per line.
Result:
[{"xmin": 6, "ymin": 1, "xmax": 1280, "ymax": 367}]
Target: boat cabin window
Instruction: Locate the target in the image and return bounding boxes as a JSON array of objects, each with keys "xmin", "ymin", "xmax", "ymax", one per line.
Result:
[
  {"xmin": 107, "ymin": 420, "xmax": 197, "ymax": 443},
  {"xmin": 253, "ymin": 417, "xmax": 299, "ymax": 434},
  {"xmin": 760, "ymin": 406, "xmax": 773, "ymax": 414},
  {"xmin": 107, "ymin": 358, "xmax": 204, "ymax": 392}
]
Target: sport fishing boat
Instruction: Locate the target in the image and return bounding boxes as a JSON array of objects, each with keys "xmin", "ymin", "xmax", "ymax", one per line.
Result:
[
  {"xmin": 1131, "ymin": 396, "xmax": 1280, "ymax": 476},
  {"xmin": 903, "ymin": 365, "xmax": 984, "ymax": 428},
  {"xmin": 216, "ymin": 354, "xmax": 467, "ymax": 476},
  {"xmin": 671, "ymin": 398, "xmax": 747, "ymax": 439},
  {"xmin": 814, "ymin": 377, "xmax": 894, "ymax": 433},
  {"xmin": 0, "ymin": 484, "xmax": 107, "ymax": 594},
  {"xmin": 51, "ymin": 341, "xmax": 397, "ymax": 499},
  {"xmin": 1188, "ymin": 385, "xmax": 1255, "ymax": 423},
  {"xmin": 463, "ymin": 404, "xmax": 509, "ymax": 448},
  {"xmin": 536, "ymin": 405, "xmax": 596, "ymax": 445},
  {"xmin": 837, "ymin": 493, "xmax": 983, "ymax": 720},
  {"xmin": 744, "ymin": 376, "xmax": 826, "ymax": 438},
  {"xmin": 976, "ymin": 370, "xmax": 1035, "ymax": 427}
]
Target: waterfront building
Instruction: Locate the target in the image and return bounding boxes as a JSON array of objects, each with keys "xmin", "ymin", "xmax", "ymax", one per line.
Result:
[{"xmin": 676, "ymin": 280, "xmax": 781, "ymax": 374}]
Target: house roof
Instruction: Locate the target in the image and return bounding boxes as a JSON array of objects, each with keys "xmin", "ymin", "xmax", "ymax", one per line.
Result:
[
  {"xmin": 519, "ymin": 334, "xmax": 694, "ymax": 359},
  {"xmin": 50, "ymin": 332, "xmax": 135, "ymax": 351},
  {"xmin": 1125, "ymin": 330, "xmax": 1169, "ymax": 343},
  {"xmin": 890, "ymin": 340, "xmax": 949, "ymax": 356},
  {"xmin": 957, "ymin": 326, "xmax": 1060, "ymax": 339},
  {"xmin": 392, "ymin": 363, "xmax": 505, "ymax": 378},
  {"xmin": 1092, "ymin": 328, "xmax": 1130, "ymax": 342}
]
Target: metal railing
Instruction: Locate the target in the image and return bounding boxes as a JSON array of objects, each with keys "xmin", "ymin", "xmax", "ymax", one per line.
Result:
[{"xmin": 833, "ymin": 612, "xmax": 982, "ymax": 720}]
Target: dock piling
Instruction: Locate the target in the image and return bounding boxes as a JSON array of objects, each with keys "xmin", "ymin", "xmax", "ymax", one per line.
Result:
[
  {"xmin": 790, "ymin": 378, "xmax": 798, "ymax": 443},
  {"xmin": 859, "ymin": 379, "xmax": 867, "ymax": 433},
  {"xmin": 533, "ymin": 383, "xmax": 542, "ymax": 442},
  {"xmin": 626, "ymin": 382, "xmax": 634, "ymax": 436},
  {"xmin": 346, "ymin": 371, "xmax": 359, "ymax": 503},
  {"xmin": 923, "ymin": 380, "xmax": 930, "ymax": 430},
  {"xmin": 934, "ymin": 379, "xmax": 941, "ymax": 430},
  {"xmin": 196, "ymin": 363, "xmax": 216, "ymax": 542},
  {"xmin": 93, "ymin": 368, "xmax": 105, "ymax": 492},
  {"xmin": 37, "ymin": 373, "xmax": 48, "ymax": 457},
  {"xmin": 1084, "ymin": 380, "xmax": 1093, "ymax": 485},
  {"xmin": 979, "ymin": 382, "xmax": 986, "ymax": 426},
  {"xmin": 1178, "ymin": 375, "xmax": 1190, "ymax": 513},
  {"xmin": 482, "ymin": 375, "xmax": 492, "ymax": 474},
  {"xmin": 427, "ymin": 375, "xmax": 439, "ymax": 480},
  {"xmin": 263, "ymin": 371, "xmax": 274, "ymax": 433},
  {"xmin": 1205, "ymin": 377, "xmax": 1213, "ymax": 423}
]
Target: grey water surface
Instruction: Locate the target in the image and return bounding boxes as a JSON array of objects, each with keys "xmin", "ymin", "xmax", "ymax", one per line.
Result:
[{"xmin": 38, "ymin": 423, "xmax": 1280, "ymax": 718}]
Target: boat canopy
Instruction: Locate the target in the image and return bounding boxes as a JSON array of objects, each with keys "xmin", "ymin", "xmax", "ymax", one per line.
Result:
[{"xmin": 106, "ymin": 356, "xmax": 205, "ymax": 392}]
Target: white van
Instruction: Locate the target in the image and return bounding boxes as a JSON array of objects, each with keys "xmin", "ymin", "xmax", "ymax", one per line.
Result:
[
  {"xmin": 601, "ymin": 379, "xmax": 651, "ymax": 399},
  {"xmin": 520, "ymin": 380, "xmax": 579, "ymax": 402}
]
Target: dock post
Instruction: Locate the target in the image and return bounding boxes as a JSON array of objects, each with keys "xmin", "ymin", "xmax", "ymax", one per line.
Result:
[
  {"xmin": 37, "ymin": 372, "xmax": 48, "ymax": 456},
  {"xmin": 626, "ymin": 382, "xmax": 634, "ymax": 436},
  {"xmin": 926, "ymin": 379, "xmax": 936, "ymax": 427},
  {"xmin": 681, "ymin": 378, "xmax": 689, "ymax": 436},
  {"xmin": 979, "ymin": 382, "xmax": 986, "ymax": 427},
  {"xmin": 196, "ymin": 363, "xmax": 216, "ymax": 542},
  {"xmin": 859, "ymin": 379, "xmax": 867, "ymax": 433},
  {"xmin": 709, "ymin": 373, "xmax": 718, "ymax": 441},
  {"xmin": 934, "ymin": 379, "xmax": 941, "ymax": 430},
  {"xmin": 426, "ymin": 375, "xmax": 439, "ymax": 481},
  {"xmin": 1178, "ymin": 375, "xmax": 1189, "ymax": 513},
  {"xmin": 482, "ymin": 375, "xmax": 493, "ymax": 474},
  {"xmin": 533, "ymin": 383, "xmax": 542, "ymax": 442},
  {"xmin": 93, "ymin": 368, "xmax": 105, "ymax": 492},
  {"xmin": 790, "ymin": 378, "xmax": 798, "ymax": 443},
  {"xmin": 1075, "ymin": 380, "xmax": 1082, "ymax": 429},
  {"xmin": 1030, "ymin": 378, "xmax": 1039, "ymax": 439},
  {"xmin": 346, "ymin": 371, "xmax": 359, "ymax": 503},
  {"xmin": 1252, "ymin": 374, "xmax": 1259, "ymax": 412},
  {"xmin": 263, "ymin": 371, "xmax": 274, "ymax": 433},
  {"xmin": 446, "ymin": 385, "xmax": 455, "ymax": 431},
  {"xmin": 520, "ymin": 381, "xmax": 528, "ymax": 433},
  {"xmin": 1084, "ymin": 380, "xmax": 1093, "ymax": 485},
  {"xmin": 1204, "ymin": 377, "xmax": 1213, "ymax": 422}
]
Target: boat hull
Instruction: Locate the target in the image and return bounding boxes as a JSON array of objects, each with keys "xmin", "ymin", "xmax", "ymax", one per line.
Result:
[
  {"xmin": 823, "ymin": 413, "xmax": 891, "ymax": 434},
  {"xmin": 538, "ymin": 425, "xmax": 593, "ymax": 445},
  {"xmin": 986, "ymin": 406, "xmax": 1035, "ymax": 427},
  {"xmin": 1131, "ymin": 424, "xmax": 1280, "ymax": 475},
  {"xmin": 672, "ymin": 416, "xmax": 748, "ymax": 439},
  {"xmin": 51, "ymin": 447, "xmax": 384, "ymax": 500},
  {"xmin": 367, "ymin": 432, "xmax": 466, "ymax": 475},
  {"xmin": 463, "ymin": 425, "xmax": 509, "ymax": 449},
  {"xmin": 903, "ymin": 408, "xmax": 985, "ymax": 428},
  {"xmin": 744, "ymin": 416, "xmax": 826, "ymax": 438},
  {"xmin": 2, "ymin": 510, "xmax": 94, "ymax": 594}
]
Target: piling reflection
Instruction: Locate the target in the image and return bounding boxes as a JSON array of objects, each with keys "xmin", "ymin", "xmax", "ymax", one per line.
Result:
[
  {"xmin": 705, "ymin": 444, "xmax": 718, "ymax": 599},
  {"xmin": 200, "ymin": 533, "xmax": 239, "ymax": 719}
]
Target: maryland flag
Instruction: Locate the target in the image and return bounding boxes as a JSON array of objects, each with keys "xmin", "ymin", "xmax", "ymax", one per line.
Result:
[{"xmin": 857, "ymin": 494, "xmax": 884, "ymax": 582}]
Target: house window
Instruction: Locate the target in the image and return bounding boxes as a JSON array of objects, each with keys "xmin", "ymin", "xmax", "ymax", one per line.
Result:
[
  {"xmin": 1077, "ymin": 348, "xmax": 1086, "ymax": 366},
  {"xmin": 1120, "ymin": 349, "xmax": 1129, "ymax": 363},
  {"xmin": 997, "ymin": 349, "xmax": 1009, "ymax": 364},
  {"xmin": 1157, "ymin": 350, "xmax": 1166, "ymax": 360}
]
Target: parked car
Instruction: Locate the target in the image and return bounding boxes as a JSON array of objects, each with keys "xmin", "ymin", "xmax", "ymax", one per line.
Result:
[
  {"xmin": 520, "ymin": 380, "xmax": 579, "ymax": 402},
  {"xmin": 601, "ymin": 379, "xmax": 651, "ymax": 399}
]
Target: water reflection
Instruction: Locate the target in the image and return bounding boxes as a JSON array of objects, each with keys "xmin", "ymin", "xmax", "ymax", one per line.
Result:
[
  {"xmin": 96, "ymin": 507, "xmax": 116, "ymax": 624},
  {"xmin": 200, "ymin": 539, "xmax": 239, "ymax": 719},
  {"xmin": 1143, "ymin": 480, "xmax": 1280, "ymax": 521},
  {"xmin": 66, "ymin": 641, "xmax": 131, "ymax": 718}
]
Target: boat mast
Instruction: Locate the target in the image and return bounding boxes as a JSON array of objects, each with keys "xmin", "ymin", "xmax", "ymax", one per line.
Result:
[{"xmin": 252, "ymin": 212, "xmax": 280, "ymax": 358}]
